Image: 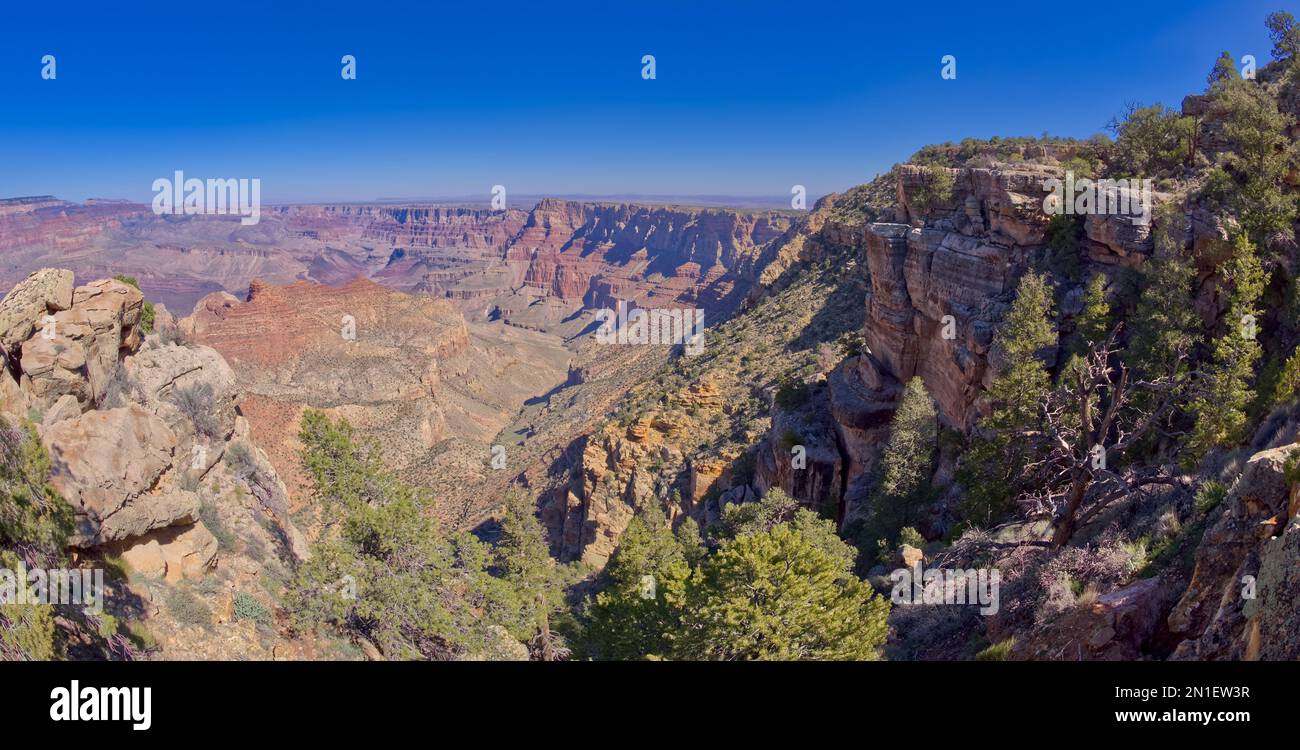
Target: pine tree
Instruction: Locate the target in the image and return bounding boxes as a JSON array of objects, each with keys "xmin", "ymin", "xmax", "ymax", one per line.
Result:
[
  {"xmin": 290, "ymin": 410, "xmax": 518, "ymax": 660},
  {"xmin": 1187, "ymin": 234, "xmax": 1269, "ymax": 461},
  {"xmin": 875, "ymin": 377, "xmax": 937, "ymax": 537},
  {"xmin": 1075, "ymin": 273, "xmax": 1111, "ymax": 351},
  {"xmin": 1207, "ymin": 51, "xmax": 1242, "ymax": 89},
  {"xmin": 495, "ymin": 492, "xmax": 571, "ymax": 660},
  {"xmin": 1268, "ymin": 344, "xmax": 1300, "ymax": 407},
  {"xmin": 583, "ymin": 503, "xmax": 691, "ymax": 660},
  {"xmin": 674, "ymin": 516, "xmax": 706, "ymax": 568},
  {"xmin": 1127, "ymin": 205, "xmax": 1202, "ymax": 382},
  {"xmin": 985, "ymin": 271, "xmax": 1057, "ymax": 431},
  {"xmin": 1266, "ymin": 11, "xmax": 1300, "ymax": 61},
  {"xmin": 673, "ymin": 524, "xmax": 889, "ymax": 660},
  {"xmin": 1205, "ymin": 74, "xmax": 1299, "ymax": 243}
]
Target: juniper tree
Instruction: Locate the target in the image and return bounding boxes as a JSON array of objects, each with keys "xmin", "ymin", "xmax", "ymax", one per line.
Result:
[
  {"xmin": 1205, "ymin": 73, "xmax": 1298, "ymax": 243},
  {"xmin": 874, "ymin": 377, "xmax": 937, "ymax": 538},
  {"xmin": 0, "ymin": 417, "xmax": 74, "ymax": 660},
  {"xmin": 290, "ymin": 410, "xmax": 516, "ymax": 660},
  {"xmin": 1207, "ymin": 51, "xmax": 1241, "ymax": 89},
  {"xmin": 582, "ymin": 502, "xmax": 690, "ymax": 660},
  {"xmin": 1186, "ymin": 234, "xmax": 1269, "ymax": 461},
  {"xmin": 1268, "ymin": 344, "xmax": 1300, "ymax": 407},
  {"xmin": 1266, "ymin": 11, "xmax": 1300, "ymax": 62},
  {"xmin": 494, "ymin": 491, "xmax": 572, "ymax": 660},
  {"xmin": 1023, "ymin": 332, "xmax": 1185, "ymax": 547},
  {"xmin": 1107, "ymin": 102, "xmax": 1196, "ymax": 175},
  {"xmin": 673, "ymin": 523, "xmax": 889, "ymax": 660}
]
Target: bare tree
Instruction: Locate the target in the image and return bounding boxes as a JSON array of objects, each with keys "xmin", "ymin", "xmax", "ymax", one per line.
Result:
[{"xmin": 1017, "ymin": 329, "xmax": 1186, "ymax": 548}]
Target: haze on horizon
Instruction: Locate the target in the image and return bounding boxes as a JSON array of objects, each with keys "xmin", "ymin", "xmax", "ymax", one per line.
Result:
[{"xmin": 0, "ymin": 0, "xmax": 1283, "ymax": 204}]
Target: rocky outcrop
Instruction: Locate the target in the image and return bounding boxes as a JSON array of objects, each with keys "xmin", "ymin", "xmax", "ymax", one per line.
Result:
[
  {"xmin": 117, "ymin": 523, "xmax": 218, "ymax": 583},
  {"xmin": 0, "ymin": 267, "xmax": 74, "ymax": 351},
  {"xmin": 45, "ymin": 405, "xmax": 199, "ymax": 547},
  {"xmin": 0, "ymin": 268, "xmax": 314, "ymax": 659},
  {"xmin": 19, "ymin": 277, "xmax": 145, "ymax": 411},
  {"xmin": 1251, "ymin": 502, "xmax": 1300, "ymax": 660},
  {"xmin": 125, "ymin": 335, "xmax": 240, "ymax": 442},
  {"xmin": 1013, "ymin": 576, "xmax": 1181, "ymax": 660},
  {"xmin": 754, "ymin": 397, "xmax": 844, "ymax": 516},
  {"xmin": 1168, "ymin": 444, "xmax": 1297, "ymax": 660}
]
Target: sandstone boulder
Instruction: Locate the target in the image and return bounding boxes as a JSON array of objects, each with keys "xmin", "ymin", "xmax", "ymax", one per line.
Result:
[
  {"xmin": 117, "ymin": 523, "xmax": 218, "ymax": 583},
  {"xmin": 0, "ymin": 267, "xmax": 73, "ymax": 351},
  {"xmin": 125, "ymin": 338, "xmax": 240, "ymax": 444},
  {"xmin": 1250, "ymin": 516, "xmax": 1300, "ymax": 660},
  {"xmin": 19, "ymin": 277, "xmax": 144, "ymax": 410},
  {"xmin": 1014, "ymin": 576, "xmax": 1178, "ymax": 660},
  {"xmin": 41, "ymin": 394, "xmax": 82, "ymax": 427},
  {"xmin": 43, "ymin": 404, "xmax": 199, "ymax": 547}
]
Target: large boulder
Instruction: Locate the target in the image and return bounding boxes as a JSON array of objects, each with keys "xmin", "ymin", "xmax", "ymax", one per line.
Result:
[
  {"xmin": 116, "ymin": 523, "xmax": 218, "ymax": 583},
  {"xmin": 19, "ymin": 278, "xmax": 144, "ymax": 411},
  {"xmin": 1013, "ymin": 576, "xmax": 1179, "ymax": 660},
  {"xmin": 125, "ymin": 338, "xmax": 240, "ymax": 447},
  {"xmin": 0, "ymin": 268, "xmax": 73, "ymax": 351},
  {"xmin": 42, "ymin": 404, "xmax": 199, "ymax": 547}
]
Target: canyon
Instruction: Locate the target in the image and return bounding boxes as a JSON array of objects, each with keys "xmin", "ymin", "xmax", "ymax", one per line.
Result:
[
  {"xmin": 1, "ymin": 194, "xmax": 796, "ymax": 531},
  {"xmin": 0, "ymin": 196, "xmax": 793, "ymax": 331}
]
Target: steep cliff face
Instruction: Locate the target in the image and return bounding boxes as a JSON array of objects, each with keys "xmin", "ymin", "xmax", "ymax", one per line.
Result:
[
  {"xmin": 510, "ymin": 199, "xmax": 790, "ymax": 306},
  {"xmin": 532, "ymin": 210, "xmax": 872, "ymax": 566},
  {"xmin": 530, "ymin": 158, "xmax": 1187, "ymax": 573},
  {"xmin": 845, "ymin": 163, "xmax": 1162, "ymax": 436},
  {"xmin": 0, "ymin": 198, "xmax": 144, "ymax": 261}
]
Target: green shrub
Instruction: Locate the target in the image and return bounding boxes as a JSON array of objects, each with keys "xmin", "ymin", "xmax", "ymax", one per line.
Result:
[
  {"xmin": 975, "ymin": 638, "xmax": 1015, "ymax": 661},
  {"xmin": 910, "ymin": 163, "xmax": 955, "ymax": 214},
  {"xmin": 168, "ymin": 382, "xmax": 221, "ymax": 439},
  {"xmin": 774, "ymin": 380, "xmax": 811, "ymax": 410},
  {"xmin": 898, "ymin": 526, "xmax": 925, "ymax": 549},
  {"xmin": 233, "ymin": 593, "xmax": 271, "ymax": 625},
  {"xmin": 166, "ymin": 587, "xmax": 213, "ymax": 628},
  {"xmin": 199, "ymin": 499, "xmax": 238, "ymax": 552},
  {"xmin": 1194, "ymin": 480, "xmax": 1228, "ymax": 515}
]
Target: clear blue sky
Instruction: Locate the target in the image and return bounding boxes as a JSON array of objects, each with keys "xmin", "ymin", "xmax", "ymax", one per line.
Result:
[{"xmin": 0, "ymin": 0, "xmax": 1287, "ymax": 203}]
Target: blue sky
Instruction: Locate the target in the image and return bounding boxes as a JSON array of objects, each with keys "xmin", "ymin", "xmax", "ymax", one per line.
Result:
[{"xmin": 0, "ymin": 0, "xmax": 1288, "ymax": 203}]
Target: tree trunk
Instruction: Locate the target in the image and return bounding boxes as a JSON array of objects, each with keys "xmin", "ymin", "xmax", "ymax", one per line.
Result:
[{"xmin": 1050, "ymin": 467, "xmax": 1091, "ymax": 548}]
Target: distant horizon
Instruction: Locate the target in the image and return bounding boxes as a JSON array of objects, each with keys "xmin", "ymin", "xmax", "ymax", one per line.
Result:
[{"xmin": 3, "ymin": 191, "xmax": 824, "ymax": 211}]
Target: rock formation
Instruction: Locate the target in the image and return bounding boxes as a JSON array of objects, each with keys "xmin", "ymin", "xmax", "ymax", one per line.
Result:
[{"xmin": 0, "ymin": 268, "xmax": 310, "ymax": 659}]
